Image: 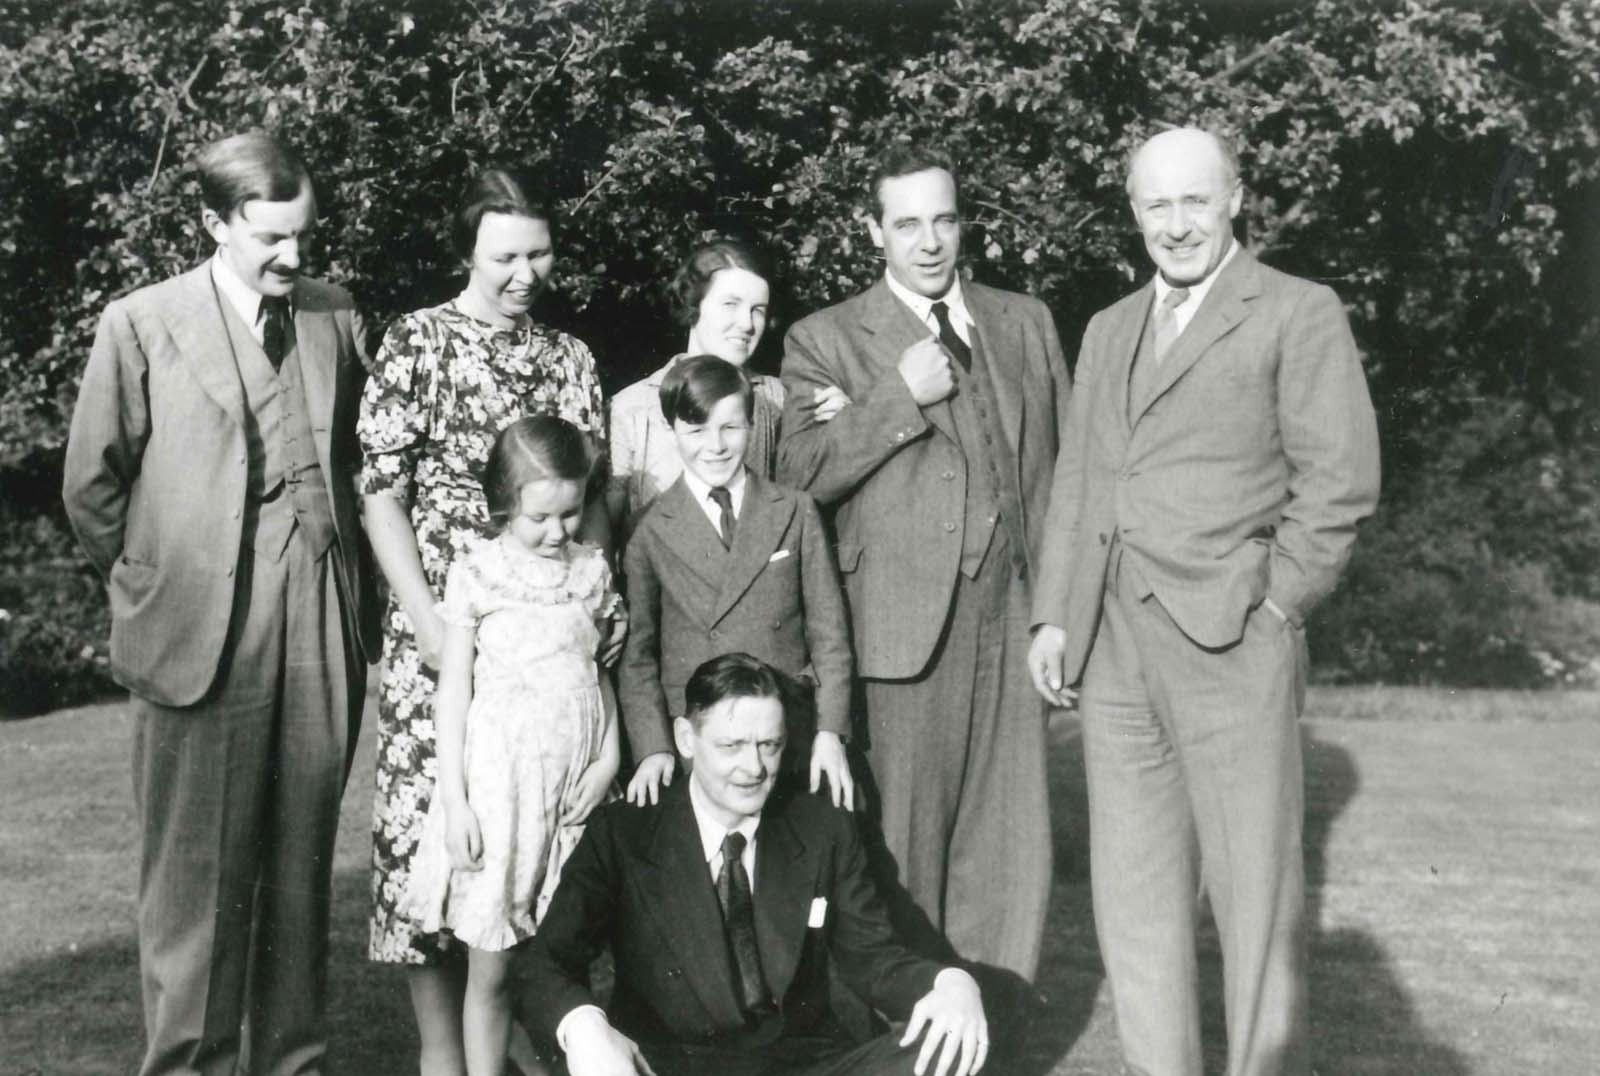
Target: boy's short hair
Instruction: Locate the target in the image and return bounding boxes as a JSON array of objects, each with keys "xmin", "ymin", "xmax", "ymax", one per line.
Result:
[
  {"xmin": 194, "ymin": 131, "xmax": 312, "ymax": 219},
  {"xmin": 658, "ymin": 354, "xmax": 755, "ymax": 426},
  {"xmin": 683, "ymin": 653, "xmax": 788, "ymax": 730}
]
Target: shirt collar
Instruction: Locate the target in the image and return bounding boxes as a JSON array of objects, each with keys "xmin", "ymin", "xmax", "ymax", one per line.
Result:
[
  {"xmin": 210, "ymin": 254, "xmax": 288, "ymax": 329},
  {"xmin": 884, "ymin": 271, "xmax": 972, "ymax": 332},
  {"xmin": 688, "ymin": 775, "xmax": 762, "ymax": 865},
  {"xmin": 1152, "ymin": 236, "xmax": 1239, "ymax": 312},
  {"xmin": 681, "ymin": 463, "xmax": 748, "ymax": 517}
]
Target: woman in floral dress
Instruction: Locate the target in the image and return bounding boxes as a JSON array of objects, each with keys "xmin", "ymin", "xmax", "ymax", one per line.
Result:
[{"xmin": 357, "ymin": 169, "xmax": 608, "ymax": 1074}]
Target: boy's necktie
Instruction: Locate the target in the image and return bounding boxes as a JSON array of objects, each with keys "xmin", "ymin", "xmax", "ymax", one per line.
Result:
[{"xmin": 708, "ymin": 486, "xmax": 736, "ymax": 550}]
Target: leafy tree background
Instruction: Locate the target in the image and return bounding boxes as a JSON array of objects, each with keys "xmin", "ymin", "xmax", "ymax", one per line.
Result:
[{"xmin": 2, "ymin": 0, "xmax": 1597, "ymax": 713}]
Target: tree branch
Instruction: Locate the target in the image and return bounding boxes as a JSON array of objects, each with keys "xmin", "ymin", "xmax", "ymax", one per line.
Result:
[
  {"xmin": 147, "ymin": 52, "xmax": 210, "ymax": 191},
  {"xmin": 1210, "ymin": 28, "xmax": 1298, "ymax": 85}
]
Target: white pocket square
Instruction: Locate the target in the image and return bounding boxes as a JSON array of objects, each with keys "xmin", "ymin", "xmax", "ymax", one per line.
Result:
[
  {"xmin": 768, "ymin": 550, "xmax": 792, "ymax": 563},
  {"xmin": 807, "ymin": 897, "xmax": 828, "ymax": 928}
]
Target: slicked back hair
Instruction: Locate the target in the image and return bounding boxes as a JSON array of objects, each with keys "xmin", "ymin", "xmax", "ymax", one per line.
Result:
[
  {"xmin": 195, "ymin": 131, "xmax": 312, "ymax": 220},
  {"xmin": 658, "ymin": 354, "xmax": 755, "ymax": 427},
  {"xmin": 683, "ymin": 653, "xmax": 788, "ymax": 730},
  {"xmin": 865, "ymin": 142, "xmax": 961, "ymax": 221}
]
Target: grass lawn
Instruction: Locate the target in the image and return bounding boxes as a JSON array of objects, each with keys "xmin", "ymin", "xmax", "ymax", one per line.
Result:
[{"xmin": 2, "ymin": 686, "xmax": 1597, "ymax": 1074}]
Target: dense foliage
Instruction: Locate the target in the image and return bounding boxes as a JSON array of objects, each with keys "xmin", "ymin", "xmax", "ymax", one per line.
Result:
[{"xmin": 2, "ymin": 0, "xmax": 1597, "ymax": 712}]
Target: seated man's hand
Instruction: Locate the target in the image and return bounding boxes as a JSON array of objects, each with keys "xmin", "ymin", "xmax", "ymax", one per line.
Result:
[
  {"xmin": 625, "ymin": 752, "xmax": 676, "ymax": 806},
  {"xmin": 563, "ymin": 1008, "xmax": 657, "ymax": 1076},
  {"xmin": 900, "ymin": 968, "xmax": 988, "ymax": 1076}
]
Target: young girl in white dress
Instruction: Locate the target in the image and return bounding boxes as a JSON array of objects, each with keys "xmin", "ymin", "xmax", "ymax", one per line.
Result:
[{"xmin": 407, "ymin": 415, "xmax": 620, "ymax": 1075}]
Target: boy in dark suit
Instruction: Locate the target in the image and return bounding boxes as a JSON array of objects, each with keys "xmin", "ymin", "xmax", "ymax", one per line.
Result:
[
  {"xmin": 517, "ymin": 653, "xmax": 989, "ymax": 1076},
  {"xmin": 619, "ymin": 355, "xmax": 854, "ymax": 809}
]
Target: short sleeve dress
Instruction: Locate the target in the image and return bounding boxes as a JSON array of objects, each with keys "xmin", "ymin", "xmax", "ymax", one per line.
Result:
[
  {"xmin": 358, "ymin": 299, "xmax": 606, "ymax": 964},
  {"xmin": 405, "ymin": 537, "xmax": 618, "ymax": 951}
]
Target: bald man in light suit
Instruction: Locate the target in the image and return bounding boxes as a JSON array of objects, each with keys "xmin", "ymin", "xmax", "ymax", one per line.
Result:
[{"xmin": 1028, "ymin": 128, "xmax": 1379, "ymax": 1076}]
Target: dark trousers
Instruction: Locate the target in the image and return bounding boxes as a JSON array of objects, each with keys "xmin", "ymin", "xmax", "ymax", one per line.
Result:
[
  {"xmin": 133, "ymin": 531, "xmax": 362, "ymax": 1076},
  {"xmin": 627, "ymin": 1030, "xmax": 924, "ymax": 1076},
  {"xmin": 860, "ymin": 531, "xmax": 1052, "ymax": 985}
]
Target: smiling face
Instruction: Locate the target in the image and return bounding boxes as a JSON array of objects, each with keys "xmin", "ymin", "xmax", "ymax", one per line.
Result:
[
  {"xmin": 675, "ymin": 693, "xmax": 787, "ymax": 828},
  {"xmin": 687, "ymin": 266, "xmax": 769, "ymax": 367},
  {"xmin": 464, "ymin": 211, "xmax": 555, "ymax": 326},
  {"xmin": 671, "ymin": 391, "xmax": 750, "ymax": 490},
  {"xmin": 204, "ymin": 185, "xmax": 316, "ymax": 298},
  {"xmin": 867, "ymin": 167, "xmax": 961, "ymax": 300},
  {"xmin": 504, "ymin": 477, "xmax": 584, "ymax": 559},
  {"xmin": 1128, "ymin": 130, "xmax": 1242, "ymax": 287}
]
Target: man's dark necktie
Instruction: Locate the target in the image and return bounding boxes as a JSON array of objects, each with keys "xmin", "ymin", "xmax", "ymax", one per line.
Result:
[
  {"xmin": 716, "ymin": 831, "xmax": 772, "ymax": 1013},
  {"xmin": 708, "ymin": 486, "xmax": 736, "ymax": 551},
  {"xmin": 260, "ymin": 296, "xmax": 292, "ymax": 370},
  {"xmin": 930, "ymin": 300, "xmax": 971, "ymax": 372}
]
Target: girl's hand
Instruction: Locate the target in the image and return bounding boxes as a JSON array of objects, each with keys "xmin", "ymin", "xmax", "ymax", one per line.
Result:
[
  {"xmin": 625, "ymin": 753, "xmax": 676, "ymax": 807},
  {"xmin": 809, "ymin": 731, "xmax": 854, "ymax": 811},
  {"xmin": 813, "ymin": 385, "xmax": 853, "ymax": 423},
  {"xmin": 445, "ymin": 800, "xmax": 484, "ymax": 872},
  {"xmin": 413, "ymin": 606, "xmax": 449, "ymax": 670},
  {"xmin": 562, "ymin": 763, "xmax": 614, "ymax": 827},
  {"xmin": 598, "ymin": 607, "xmax": 628, "ymax": 668}
]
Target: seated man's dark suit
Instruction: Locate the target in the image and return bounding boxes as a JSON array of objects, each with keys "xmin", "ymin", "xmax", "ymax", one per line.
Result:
[{"xmin": 515, "ymin": 782, "xmax": 945, "ymax": 1076}]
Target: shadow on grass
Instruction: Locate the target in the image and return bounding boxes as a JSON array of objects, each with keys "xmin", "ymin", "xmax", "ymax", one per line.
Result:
[
  {"xmin": 0, "ymin": 868, "xmax": 414, "ymax": 1075},
  {"xmin": 1296, "ymin": 728, "xmax": 1473, "ymax": 1076}
]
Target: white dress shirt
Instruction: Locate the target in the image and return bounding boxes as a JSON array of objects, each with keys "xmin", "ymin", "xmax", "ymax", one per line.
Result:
[
  {"xmin": 680, "ymin": 464, "xmax": 748, "ymax": 543},
  {"xmin": 555, "ymin": 779, "xmax": 765, "ymax": 1050},
  {"xmin": 884, "ymin": 271, "xmax": 974, "ymax": 348},
  {"xmin": 210, "ymin": 255, "xmax": 286, "ymax": 347}
]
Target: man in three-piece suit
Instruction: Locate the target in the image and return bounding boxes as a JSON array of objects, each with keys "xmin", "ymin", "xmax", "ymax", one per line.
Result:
[
  {"xmin": 1028, "ymin": 128, "xmax": 1381, "ymax": 1076},
  {"xmin": 777, "ymin": 145, "xmax": 1070, "ymax": 987},
  {"xmin": 518, "ymin": 653, "xmax": 990, "ymax": 1076},
  {"xmin": 62, "ymin": 132, "xmax": 378, "ymax": 1076}
]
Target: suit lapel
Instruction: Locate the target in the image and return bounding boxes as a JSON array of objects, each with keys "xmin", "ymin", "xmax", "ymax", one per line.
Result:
[
  {"xmin": 964, "ymin": 285, "xmax": 1024, "ymax": 452},
  {"xmin": 652, "ymin": 478, "xmax": 728, "ymax": 598},
  {"xmin": 710, "ymin": 473, "xmax": 795, "ymax": 627},
  {"xmin": 638, "ymin": 787, "xmax": 746, "ymax": 1027},
  {"xmin": 751, "ymin": 798, "xmax": 813, "ymax": 999},
  {"xmin": 1107, "ymin": 284, "xmax": 1154, "ymax": 441},
  {"xmin": 860, "ymin": 280, "xmax": 957, "ymax": 445},
  {"xmin": 292, "ymin": 289, "xmax": 339, "ymax": 477},
  {"xmin": 165, "ymin": 265, "xmax": 246, "ymax": 428},
  {"xmin": 1132, "ymin": 250, "xmax": 1261, "ymax": 428}
]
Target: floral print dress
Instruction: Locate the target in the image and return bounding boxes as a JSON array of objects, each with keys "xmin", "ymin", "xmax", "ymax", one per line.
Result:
[{"xmin": 357, "ymin": 300, "xmax": 605, "ymax": 965}]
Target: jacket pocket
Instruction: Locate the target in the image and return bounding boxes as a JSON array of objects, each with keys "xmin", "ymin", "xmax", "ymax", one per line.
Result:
[{"xmin": 834, "ymin": 542, "xmax": 863, "ymax": 573}]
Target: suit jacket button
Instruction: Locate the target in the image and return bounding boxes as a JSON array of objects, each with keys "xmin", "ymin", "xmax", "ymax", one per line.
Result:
[
  {"xmin": 709, "ymin": 629, "xmax": 720, "ymax": 640},
  {"xmin": 1098, "ymin": 532, "xmax": 1108, "ymax": 545},
  {"xmin": 895, "ymin": 431, "xmax": 907, "ymax": 442},
  {"xmin": 942, "ymin": 470, "xmax": 956, "ymax": 480},
  {"xmin": 943, "ymin": 521, "xmax": 956, "ymax": 533}
]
